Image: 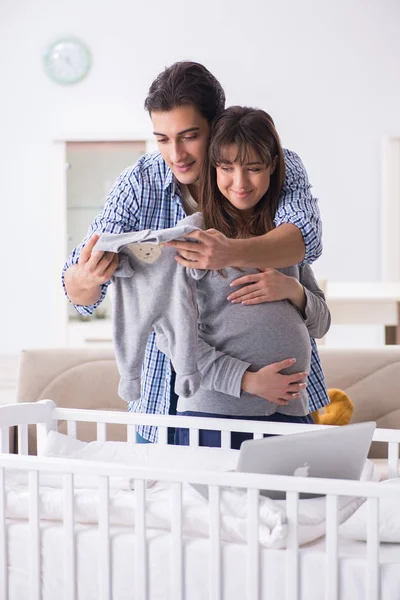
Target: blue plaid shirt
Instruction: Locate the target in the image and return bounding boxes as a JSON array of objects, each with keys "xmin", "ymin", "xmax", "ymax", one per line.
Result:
[{"xmin": 63, "ymin": 149, "xmax": 329, "ymax": 442}]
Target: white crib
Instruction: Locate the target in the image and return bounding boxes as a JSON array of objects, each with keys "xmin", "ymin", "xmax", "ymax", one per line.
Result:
[{"xmin": 0, "ymin": 400, "xmax": 400, "ymax": 600}]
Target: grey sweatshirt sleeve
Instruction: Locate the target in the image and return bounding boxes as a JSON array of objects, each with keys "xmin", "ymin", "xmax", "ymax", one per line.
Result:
[
  {"xmin": 155, "ymin": 331, "xmax": 250, "ymax": 399},
  {"xmin": 299, "ymin": 264, "xmax": 331, "ymax": 339},
  {"xmin": 196, "ymin": 336, "xmax": 250, "ymax": 398}
]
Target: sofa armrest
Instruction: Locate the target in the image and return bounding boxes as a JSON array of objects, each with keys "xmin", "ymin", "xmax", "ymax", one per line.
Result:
[{"xmin": 16, "ymin": 348, "xmax": 126, "ymax": 453}]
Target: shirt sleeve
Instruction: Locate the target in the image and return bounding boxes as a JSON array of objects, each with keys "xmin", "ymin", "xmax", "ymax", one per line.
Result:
[
  {"xmin": 274, "ymin": 149, "xmax": 322, "ymax": 265},
  {"xmin": 61, "ymin": 166, "xmax": 141, "ymax": 316},
  {"xmin": 299, "ymin": 264, "xmax": 331, "ymax": 339},
  {"xmin": 196, "ymin": 336, "xmax": 250, "ymax": 397}
]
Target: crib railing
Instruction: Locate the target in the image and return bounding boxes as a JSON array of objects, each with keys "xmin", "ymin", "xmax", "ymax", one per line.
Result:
[
  {"xmin": 0, "ymin": 452, "xmax": 398, "ymax": 600},
  {"xmin": 0, "ymin": 400, "xmax": 400, "ymax": 600},
  {"xmin": 0, "ymin": 399, "xmax": 399, "ymax": 477}
]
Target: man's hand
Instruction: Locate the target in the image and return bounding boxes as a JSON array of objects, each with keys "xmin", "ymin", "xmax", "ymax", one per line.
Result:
[
  {"xmin": 227, "ymin": 268, "xmax": 306, "ymax": 311},
  {"xmin": 64, "ymin": 234, "xmax": 119, "ymax": 305},
  {"xmin": 166, "ymin": 229, "xmax": 235, "ymax": 270},
  {"xmin": 241, "ymin": 359, "xmax": 308, "ymax": 406},
  {"xmin": 76, "ymin": 234, "xmax": 119, "ymax": 287}
]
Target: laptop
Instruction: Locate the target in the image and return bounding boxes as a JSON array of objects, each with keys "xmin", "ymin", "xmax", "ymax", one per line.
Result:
[{"xmin": 191, "ymin": 421, "xmax": 376, "ymax": 500}]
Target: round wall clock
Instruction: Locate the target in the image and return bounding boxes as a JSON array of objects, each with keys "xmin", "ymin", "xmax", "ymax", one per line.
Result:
[{"xmin": 44, "ymin": 37, "xmax": 92, "ymax": 85}]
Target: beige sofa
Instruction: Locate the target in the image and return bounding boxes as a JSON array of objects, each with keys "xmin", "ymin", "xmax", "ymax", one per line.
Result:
[{"xmin": 14, "ymin": 346, "xmax": 400, "ymax": 457}]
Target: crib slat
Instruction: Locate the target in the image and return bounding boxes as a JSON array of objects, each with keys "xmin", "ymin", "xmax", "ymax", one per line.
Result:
[
  {"xmin": 158, "ymin": 427, "xmax": 168, "ymax": 445},
  {"xmin": 135, "ymin": 479, "xmax": 148, "ymax": 599},
  {"xmin": 247, "ymin": 488, "xmax": 260, "ymax": 600},
  {"xmin": 29, "ymin": 470, "xmax": 41, "ymax": 600},
  {"xmin": 367, "ymin": 497, "xmax": 380, "ymax": 600},
  {"xmin": 325, "ymin": 495, "xmax": 339, "ymax": 600},
  {"xmin": 98, "ymin": 476, "xmax": 111, "ymax": 600},
  {"xmin": 64, "ymin": 474, "xmax": 76, "ymax": 600},
  {"xmin": 221, "ymin": 430, "xmax": 230, "ymax": 449},
  {"xmin": 67, "ymin": 420, "xmax": 77, "ymax": 439},
  {"xmin": 0, "ymin": 428, "xmax": 9, "ymax": 454},
  {"xmin": 36, "ymin": 419, "xmax": 57, "ymax": 456},
  {"xmin": 96, "ymin": 422, "xmax": 107, "ymax": 443},
  {"xmin": 18, "ymin": 424, "xmax": 29, "ymax": 455},
  {"xmin": 209, "ymin": 485, "xmax": 221, "ymax": 600},
  {"xmin": 0, "ymin": 468, "xmax": 7, "ymax": 600},
  {"xmin": 171, "ymin": 482, "xmax": 184, "ymax": 600},
  {"xmin": 388, "ymin": 442, "xmax": 399, "ymax": 479},
  {"xmin": 286, "ymin": 491, "xmax": 299, "ymax": 600},
  {"xmin": 127, "ymin": 424, "xmax": 136, "ymax": 443},
  {"xmin": 189, "ymin": 428, "xmax": 199, "ymax": 447}
]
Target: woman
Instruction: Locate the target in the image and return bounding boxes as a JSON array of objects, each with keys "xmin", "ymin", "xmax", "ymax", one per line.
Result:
[{"xmin": 172, "ymin": 106, "xmax": 331, "ymax": 448}]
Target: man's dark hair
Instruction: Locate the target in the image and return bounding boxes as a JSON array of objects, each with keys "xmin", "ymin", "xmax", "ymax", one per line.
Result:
[{"xmin": 144, "ymin": 61, "xmax": 226, "ymax": 123}]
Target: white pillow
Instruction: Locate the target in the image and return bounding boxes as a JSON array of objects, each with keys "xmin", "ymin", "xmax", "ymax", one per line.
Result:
[
  {"xmin": 39, "ymin": 430, "xmax": 239, "ymax": 489},
  {"xmin": 39, "ymin": 429, "xmax": 87, "ymax": 456},
  {"xmin": 339, "ymin": 478, "xmax": 400, "ymax": 542}
]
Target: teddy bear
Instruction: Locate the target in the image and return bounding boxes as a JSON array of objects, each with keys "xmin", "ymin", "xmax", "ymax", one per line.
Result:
[{"xmin": 312, "ymin": 388, "xmax": 354, "ymax": 425}]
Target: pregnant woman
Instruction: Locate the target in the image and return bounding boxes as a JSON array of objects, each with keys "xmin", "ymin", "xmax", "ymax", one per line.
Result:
[{"xmin": 164, "ymin": 106, "xmax": 331, "ymax": 448}]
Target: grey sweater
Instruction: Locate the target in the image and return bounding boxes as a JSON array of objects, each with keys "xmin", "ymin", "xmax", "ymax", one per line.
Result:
[
  {"xmin": 93, "ymin": 224, "xmax": 202, "ymax": 403},
  {"xmin": 167, "ymin": 213, "xmax": 331, "ymax": 417}
]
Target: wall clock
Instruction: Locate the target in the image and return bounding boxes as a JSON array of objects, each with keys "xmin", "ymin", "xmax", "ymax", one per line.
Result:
[{"xmin": 44, "ymin": 37, "xmax": 91, "ymax": 85}]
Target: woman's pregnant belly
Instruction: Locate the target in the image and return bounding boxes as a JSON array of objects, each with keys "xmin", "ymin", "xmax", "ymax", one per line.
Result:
[{"xmin": 199, "ymin": 298, "xmax": 311, "ymax": 376}]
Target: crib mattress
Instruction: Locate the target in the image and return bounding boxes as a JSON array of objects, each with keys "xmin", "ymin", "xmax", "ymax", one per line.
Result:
[{"xmin": 6, "ymin": 520, "xmax": 400, "ymax": 600}]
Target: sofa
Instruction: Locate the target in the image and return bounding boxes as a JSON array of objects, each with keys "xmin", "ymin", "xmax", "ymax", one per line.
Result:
[{"xmin": 13, "ymin": 346, "xmax": 400, "ymax": 458}]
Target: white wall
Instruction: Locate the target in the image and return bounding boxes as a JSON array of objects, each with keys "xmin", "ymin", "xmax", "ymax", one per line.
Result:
[{"xmin": 1, "ymin": 0, "xmax": 400, "ymax": 354}]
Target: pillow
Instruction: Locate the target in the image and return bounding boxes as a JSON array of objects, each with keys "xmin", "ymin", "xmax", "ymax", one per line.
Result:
[
  {"xmin": 39, "ymin": 429, "xmax": 87, "ymax": 456},
  {"xmin": 39, "ymin": 430, "xmax": 239, "ymax": 487},
  {"xmin": 339, "ymin": 478, "xmax": 400, "ymax": 542}
]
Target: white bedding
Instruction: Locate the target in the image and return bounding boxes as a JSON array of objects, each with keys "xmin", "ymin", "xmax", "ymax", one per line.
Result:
[
  {"xmin": 4, "ymin": 470, "xmax": 364, "ymax": 549},
  {"xmin": 4, "ymin": 434, "xmax": 397, "ymax": 598},
  {"xmin": 3, "ymin": 436, "xmax": 381, "ymax": 550},
  {"xmin": 7, "ymin": 519, "xmax": 400, "ymax": 600}
]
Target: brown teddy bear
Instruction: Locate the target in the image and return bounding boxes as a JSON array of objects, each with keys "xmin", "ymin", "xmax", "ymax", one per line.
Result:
[{"xmin": 312, "ymin": 389, "xmax": 354, "ymax": 425}]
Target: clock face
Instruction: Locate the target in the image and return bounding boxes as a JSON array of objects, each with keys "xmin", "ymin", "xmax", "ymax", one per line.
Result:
[{"xmin": 44, "ymin": 38, "xmax": 91, "ymax": 85}]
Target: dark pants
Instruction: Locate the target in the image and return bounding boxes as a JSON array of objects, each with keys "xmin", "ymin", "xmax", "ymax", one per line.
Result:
[
  {"xmin": 174, "ymin": 411, "xmax": 314, "ymax": 450},
  {"xmin": 167, "ymin": 370, "xmax": 179, "ymax": 444}
]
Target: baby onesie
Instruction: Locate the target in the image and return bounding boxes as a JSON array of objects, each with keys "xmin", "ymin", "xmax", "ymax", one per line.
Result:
[{"xmin": 94, "ymin": 224, "xmax": 202, "ymax": 403}]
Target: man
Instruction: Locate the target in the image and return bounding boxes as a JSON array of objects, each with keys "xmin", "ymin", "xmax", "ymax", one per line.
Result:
[{"xmin": 63, "ymin": 61, "xmax": 329, "ymax": 443}]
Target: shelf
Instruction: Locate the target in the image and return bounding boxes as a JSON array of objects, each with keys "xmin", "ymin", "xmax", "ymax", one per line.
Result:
[
  {"xmin": 68, "ymin": 318, "xmax": 113, "ymax": 347},
  {"xmin": 68, "ymin": 206, "xmax": 105, "ymax": 210}
]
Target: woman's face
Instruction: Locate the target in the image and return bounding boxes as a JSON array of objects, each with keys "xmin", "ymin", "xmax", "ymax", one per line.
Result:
[{"xmin": 216, "ymin": 144, "xmax": 276, "ymax": 217}]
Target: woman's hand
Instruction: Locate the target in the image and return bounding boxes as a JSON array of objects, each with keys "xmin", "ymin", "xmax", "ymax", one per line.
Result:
[
  {"xmin": 241, "ymin": 359, "xmax": 308, "ymax": 406},
  {"xmin": 227, "ymin": 268, "xmax": 306, "ymax": 312}
]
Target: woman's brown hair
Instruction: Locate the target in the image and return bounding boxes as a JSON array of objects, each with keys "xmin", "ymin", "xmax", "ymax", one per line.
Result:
[{"xmin": 199, "ymin": 106, "xmax": 285, "ymax": 238}]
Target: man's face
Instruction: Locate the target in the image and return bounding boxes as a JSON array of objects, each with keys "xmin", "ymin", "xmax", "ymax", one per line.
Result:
[{"xmin": 151, "ymin": 105, "xmax": 210, "ymax": 185}]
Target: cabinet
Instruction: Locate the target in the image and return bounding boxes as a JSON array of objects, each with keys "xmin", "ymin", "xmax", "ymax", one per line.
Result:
[
  {"xmin": 52, "ymin": 136, "xmax": 155, "ymax": 346},
  {"xmin": 66, "ymin": 140, "xmax": 147, "ymax": 322},
  {"xmin": 67, "ymin": 318, "xmax": 113, "ymax": 347}
]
